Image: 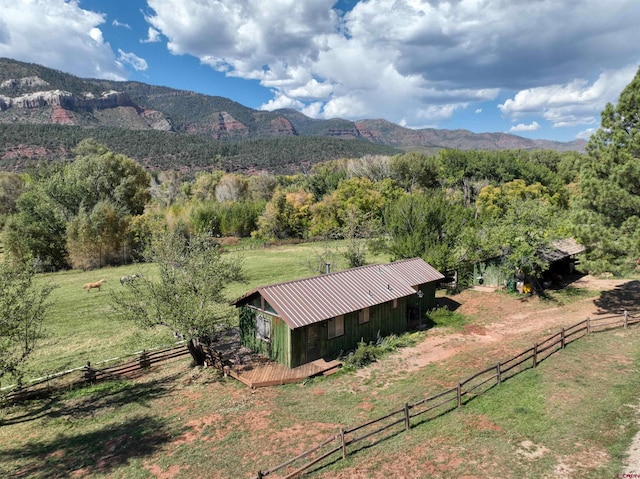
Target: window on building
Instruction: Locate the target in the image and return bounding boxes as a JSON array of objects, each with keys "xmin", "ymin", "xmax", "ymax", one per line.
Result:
[
  {"xmin": 264, "ymin": 300, "xmax": 276, "ymax": 314},
  {"xmin": 392, "ymin": 298, "xmax": 398, "ymax": 309},
  {"xmin": 358, "ymin": 307, "xmax": 370, "ymax": 324},
  {"xmin": 249, "ymin": 296, "xmax": 261, "ymax": 308},
  {"xmin": 256, "ymin": 314, "xmax": 271, "ymax": 341},
  {"xmin": 328, "ymin": 315, "xmax": 344, "ymax": 339}
]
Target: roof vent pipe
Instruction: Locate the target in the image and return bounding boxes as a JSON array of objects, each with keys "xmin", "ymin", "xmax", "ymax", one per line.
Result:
[{"xmin": 325, "ymin": 262, "xmax": 331, "ymax": 274}]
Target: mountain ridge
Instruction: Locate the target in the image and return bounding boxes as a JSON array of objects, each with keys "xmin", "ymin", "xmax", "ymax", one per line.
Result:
[{"xmin": 0, "ymin": 57, "xmax": 586, "ymax": 172}]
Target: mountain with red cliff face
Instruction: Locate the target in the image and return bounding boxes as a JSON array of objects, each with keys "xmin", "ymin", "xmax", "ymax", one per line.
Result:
[{"xmin": 0, "ymin": 58, "xmax": 586, "ymax": 152}]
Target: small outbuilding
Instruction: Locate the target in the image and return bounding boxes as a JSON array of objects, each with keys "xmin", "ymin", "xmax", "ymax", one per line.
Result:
[
  {"xmin": 473, "ymin": 238, "xmax": 586, "ymax": 289},
  {"xmin": 232, "ymin": 258, "xmax": 444, "ymax": 368}
]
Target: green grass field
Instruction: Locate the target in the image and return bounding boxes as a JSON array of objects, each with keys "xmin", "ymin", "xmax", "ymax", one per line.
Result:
[
  {"xmin": 1, "ymin": 310, "xmax": 639, "ymax": 478},
  {"xmin": 2, "ymin": 240, "xmax": 640, "ymax": 477},
  {"xmin": 15, "ymin": 240, "xmax": 387, "ymax": 384}
]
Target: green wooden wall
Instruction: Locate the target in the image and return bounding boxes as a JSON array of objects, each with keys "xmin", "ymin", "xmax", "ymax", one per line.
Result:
[
  {"xmin": 473, "ymin": 259, "xmax": 508, "ymax": 288},
  {"xmin": 239, "ymin": 307, "xmax": 291, "ymax": 366},
  {"xmin": 239, "ymin": 282, "xmax": 438, "ymax": 368}
]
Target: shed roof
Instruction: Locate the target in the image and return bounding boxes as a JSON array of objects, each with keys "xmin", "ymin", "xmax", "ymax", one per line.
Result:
[
  {"xmin": 233, "ymin": 258, "xmax": 444, "ymax": 329},
  {"xmin": 541, "ymin": 238, "xmax": 586, "ymax": 262}
]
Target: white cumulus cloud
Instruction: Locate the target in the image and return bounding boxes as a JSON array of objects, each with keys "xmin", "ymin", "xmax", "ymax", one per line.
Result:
[
  {"xmin": 0, "ymin": 0, "xmax": 126, "ymax": 80},
  {"xmin": 143, "ymin": 0, "xmax": 640, "ymax": 129},
  {"xmin": 141, "ymin": 27, "xmax": 161, "ymax": 43},
  {"xmin": 112, "ymin": 19, "xmax": 131, "ymax": 29},
  {"xmin": 576, "ymin": 128, "xmax": 597, "ymax": 141},
  {"xmin": 510, "ymin": 121, "xmax": 541, "ymax": 132},
  {"xmin": 499, "ymin": 65, "xmax": 638, "ymax": 128}
]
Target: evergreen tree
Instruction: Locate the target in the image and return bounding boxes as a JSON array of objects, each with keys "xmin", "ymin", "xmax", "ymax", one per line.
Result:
[{"xmin": 574, "ymin": 66, "xmax": 640, "ymax": 273}]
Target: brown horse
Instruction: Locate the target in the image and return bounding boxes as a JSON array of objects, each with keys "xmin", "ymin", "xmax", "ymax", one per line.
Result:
[{"xmin": 84, "ymin": 279, "xmax": 107, "ymax": 292}]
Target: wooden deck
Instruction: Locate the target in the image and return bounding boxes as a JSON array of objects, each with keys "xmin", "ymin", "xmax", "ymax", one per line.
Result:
[{"xmin": 226, "ymin": 358, "xmax": 342, "ymax": 388}]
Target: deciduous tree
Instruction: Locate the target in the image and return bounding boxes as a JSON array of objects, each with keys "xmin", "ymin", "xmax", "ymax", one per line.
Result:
[
  {"xmin": 374, "ymin": 191, "xmax": 472, "ymax": 271},
  {"xmin": 4, "ymin": 187, "xmax": 69, "ymax": 270},
  {"xmin": 0, "ymin": 260, "xmax": 56, "ymax": 383},
  {"xmin": 110, "ymin": 231, "xmax": 244, "ymax": 365}
]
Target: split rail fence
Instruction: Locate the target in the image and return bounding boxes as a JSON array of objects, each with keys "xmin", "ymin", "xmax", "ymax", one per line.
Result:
[
  {"xmin": 0, "ymin": 342, "xmax": 190, "ymax": 403},
  {"xmin": 252, "ymin": 311, "xmax": 639, "ymax": 479}
]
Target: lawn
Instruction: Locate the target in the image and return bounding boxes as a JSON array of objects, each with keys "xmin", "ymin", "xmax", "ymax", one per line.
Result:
[
  {"xmin": 1, "ymin": 310, "xmax": 639, "ymax": 478},
  {"xmin": 12, "ymin": 240, "xmax": 388, "ymax": 384},
  {"xmin": 3, "ymin": 242, "xmax": 640, "ymax": 477}
]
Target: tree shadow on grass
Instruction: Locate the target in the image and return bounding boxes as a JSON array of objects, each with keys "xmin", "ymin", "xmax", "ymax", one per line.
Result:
[
  {"xmin": 1, "ymin": 414, "xmax": 179, "ymax": 478},
  {"xmin": 593, "ymin": 280, "xmax": 640, "ymax": 315},
  {"xmin": 2, "ymin": 370, "xmax": 184, "ymax": 426},
  {"xmin": 435, "ymin": 297, "xmax": 462, "ymax": 312},
  {"xmin": 1, "ymin": 371, "xmax": 188, "ymax": 478}
]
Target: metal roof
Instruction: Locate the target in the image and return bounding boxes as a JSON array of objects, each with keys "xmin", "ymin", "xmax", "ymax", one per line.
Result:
[{"xmin": 233, "ymin": 258, "xmax": 444, "ymax": 329}]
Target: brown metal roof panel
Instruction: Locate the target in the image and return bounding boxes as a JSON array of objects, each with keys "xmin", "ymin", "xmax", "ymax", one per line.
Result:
[
  {"xmin": 383, "ymin": 258, "xmax": 445, "ymax": 284},
  {"xmin": 236, "ymin": 258, "xmax": 443, "ymax": 329}
]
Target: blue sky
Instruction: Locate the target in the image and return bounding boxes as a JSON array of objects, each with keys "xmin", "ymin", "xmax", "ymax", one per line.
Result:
[{"xmin": 1, "ymin": 0, "xmax": 639, "ymax": 143}]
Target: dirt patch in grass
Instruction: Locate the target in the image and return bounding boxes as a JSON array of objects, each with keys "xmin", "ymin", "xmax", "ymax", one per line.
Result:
[{"xmin": 356, "ymin": 275, "xmax": 633, "ymax": 383}]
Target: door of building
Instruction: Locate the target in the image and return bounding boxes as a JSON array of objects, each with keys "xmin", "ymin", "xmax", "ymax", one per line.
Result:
[{"xmin": 306, "ymin": 324, "xmax": 321, "ymax": 363}]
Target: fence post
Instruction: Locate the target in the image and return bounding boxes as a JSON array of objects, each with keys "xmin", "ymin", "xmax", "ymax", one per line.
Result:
[
  {"xmin": 140, "ymin": 349, "xmax": 151, "ymax": 369},
  {"xmin": 404, "ymin": 403, "xmax": 411, "ymax": 431},
  {"xmin": 561, "ymin": 328, "xmax": 566, "ymax": 349},
  {"xmin": 340, "ymin": 428, "xmax": 347, "ymax": 460},
  {"xmin": 457, "ymin": 382, "xmax": 462, "ymax": 407},
  {"xmin": 257, "ymin": 470, "xmax": 263, "ymax": 479},
  {"xmin": 533, "ymin": 344, "xmax": 538, "ymax": 367},
  {"xmin": 624, "ymin": 310, "xmax": 629, "ymax": 329},
  {"xmin": 496, "ymin": 362, "xmax": 502, "ymax": 385},
  {"xmin": 587, "ymin": 317, "xmax": 591, "ymax": 334},
  {"xmin": 84, "ymin": 361, "xmax": 96, "ymax": 383}
]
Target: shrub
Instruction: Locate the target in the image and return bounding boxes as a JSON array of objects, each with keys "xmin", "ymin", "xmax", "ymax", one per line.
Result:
[
  {"xmin": 425, "ymin": 306, "xmax": 468, "ymax": 330},
  {"xmin": 341, "ymin": 332, "xmax": 420, "ymax": 370}
]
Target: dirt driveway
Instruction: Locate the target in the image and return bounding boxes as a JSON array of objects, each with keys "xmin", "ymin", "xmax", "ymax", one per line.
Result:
[{"xmin": 359, "ymin": 274, "xmax": 639, "ymax": 378}]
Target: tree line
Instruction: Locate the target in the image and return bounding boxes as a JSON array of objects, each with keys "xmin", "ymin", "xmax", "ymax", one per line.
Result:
[
  {"xmin": 1, "ymin": 117, "xmax": 638, "ymax": 277},
  {"xmin": 2, "ymin": 65, "xmax": 639, "ymax": 380}
]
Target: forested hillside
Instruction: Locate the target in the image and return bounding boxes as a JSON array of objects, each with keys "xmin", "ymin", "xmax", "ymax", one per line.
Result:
[
  {"xmin": 0, "ymin": 57, "xmax": 585, "ymax": 176},
  {"xmin": 0, "ymin": 124, "xmax": 400, "ymax": 174}
]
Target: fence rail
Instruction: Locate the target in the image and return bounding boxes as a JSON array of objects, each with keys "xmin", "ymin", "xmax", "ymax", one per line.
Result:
[
  {"xmin": 253, "ymin": 310, "xmax": 639, "ymax": 479},
  {"xmin": 0, "ymin": 342, "xmax": 190, "ymax": 403}
]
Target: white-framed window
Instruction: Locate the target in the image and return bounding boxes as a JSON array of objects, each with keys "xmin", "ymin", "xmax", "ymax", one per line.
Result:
[
  {"xmin": 256, "ymin": 313, "xmax": 271, "ymax": 341},
  {"xmin": 358, "ymin": 307, "xmax": 370, "ymax": 324},
  {"xmin": 328, "ymin": 315, "xmax": 344, "ymax": 339}
]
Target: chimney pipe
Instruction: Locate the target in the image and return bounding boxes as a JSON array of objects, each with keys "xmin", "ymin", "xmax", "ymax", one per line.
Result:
[{"xmin": 325, "ymin": 262, "xmax": 331, "ymax": 274}]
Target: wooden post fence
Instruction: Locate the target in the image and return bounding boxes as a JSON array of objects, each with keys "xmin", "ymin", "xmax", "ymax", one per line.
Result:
[
  {"xmin": 83, "ymin": 362, "xmax": 96, "ymax": 383},
  {"xmin": 248, "ymin": 310, "xmax": 640, "ymax": 479},
  {"xmin": 140, "ymin": 350, "xmax": 151, "ymax": 369},
  {"xmin": 404, "ymin": 403, "xmax": 411, "ymax": 431}
]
